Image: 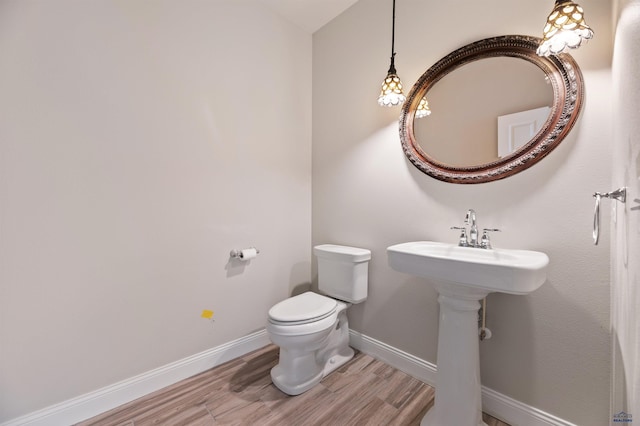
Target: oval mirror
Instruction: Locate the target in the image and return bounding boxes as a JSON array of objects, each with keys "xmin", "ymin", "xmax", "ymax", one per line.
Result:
[{"xmin": 399, "ymin": 35, "xmax": 584, "ymax": 184}]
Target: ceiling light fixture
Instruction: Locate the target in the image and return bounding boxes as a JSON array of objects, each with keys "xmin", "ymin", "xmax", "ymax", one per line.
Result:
[
  {"xmin": 537, "ymin": 0, "xmax": 593, "ymax": 57},
  {"xmin": 378, "ymin": 0, "xmax": 405, "ymax": 107},
  {"xmin": 415, "ymin": 97, "xmax": 431, "ymax": 118}
]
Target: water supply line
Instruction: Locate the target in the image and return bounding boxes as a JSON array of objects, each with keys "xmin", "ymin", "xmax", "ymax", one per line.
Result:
[{"xmin": 479, "ymin": 298, "xmax": 492, "ymax": 341}]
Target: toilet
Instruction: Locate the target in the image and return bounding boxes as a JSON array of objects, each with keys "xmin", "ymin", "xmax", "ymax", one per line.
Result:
[{"xmin": 266, "ymin": 244, "xmax": 371, "ymax": 396}]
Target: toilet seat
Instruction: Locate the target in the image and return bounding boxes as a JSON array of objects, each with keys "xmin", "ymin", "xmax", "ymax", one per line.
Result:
[{"xmin": 268, "ymin": 292, "xmax": 337, "ymax": 326}]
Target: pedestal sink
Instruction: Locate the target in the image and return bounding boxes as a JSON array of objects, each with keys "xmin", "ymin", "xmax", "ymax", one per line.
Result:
[{"xmin": 387, "ymin": 241, "xmax": 549, "ymax": 426}]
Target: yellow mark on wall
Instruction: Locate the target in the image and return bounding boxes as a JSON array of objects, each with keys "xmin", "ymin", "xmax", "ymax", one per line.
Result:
[{"xmin": 201, "ymin": 309, "xmax": 214, "ymax": 319}]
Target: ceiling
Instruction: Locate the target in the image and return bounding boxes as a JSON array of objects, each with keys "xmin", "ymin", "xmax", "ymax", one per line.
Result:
[{"xmin": 257, "ymin": 0, "xmax": 360, "ymax": 33}]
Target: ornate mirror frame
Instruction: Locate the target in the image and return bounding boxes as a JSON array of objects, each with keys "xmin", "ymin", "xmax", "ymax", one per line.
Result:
[{"xmin": 399, "ymin": 35, "xmax": 584, "ymax": 184}]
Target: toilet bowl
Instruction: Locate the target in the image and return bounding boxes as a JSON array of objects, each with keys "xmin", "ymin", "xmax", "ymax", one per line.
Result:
[
  {"xmin": 266, "ymin": 244, "xmax": 371, "ymax": 396},
  {"xmin": 267, "ymin": 292, "xmax": 352, "ymax": 395}
]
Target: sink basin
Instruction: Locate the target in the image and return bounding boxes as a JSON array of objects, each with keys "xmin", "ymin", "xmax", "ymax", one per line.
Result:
[
  {"xmin": 387, "ymin": 241, "xmax": 549, "ymax": 295},
  {"xmin": 387, "ymin": 240, "xmax": 549, "ymax": 426}
]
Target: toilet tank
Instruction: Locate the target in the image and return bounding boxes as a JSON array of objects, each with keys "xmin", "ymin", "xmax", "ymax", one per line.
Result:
[{"xmin": 314, "ymin": 244, "xmax": 371, "ymax": 303}]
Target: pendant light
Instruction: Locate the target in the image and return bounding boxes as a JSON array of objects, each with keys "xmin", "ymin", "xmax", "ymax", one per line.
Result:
[
  {"xmin": 537, "ymin": 0, "xmax": 593, "ymax": 57},
  {"xmin": 415, "ymin": 97, "xmax": 431, "ymax": 118},
  {"xmin": 378, "ymin": 0, "xmax": 406, "ymax": 107}
]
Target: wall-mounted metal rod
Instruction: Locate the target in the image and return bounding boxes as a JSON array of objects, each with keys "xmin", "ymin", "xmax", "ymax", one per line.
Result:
[{"xmin": 593, "ymin": 187, "xmax": 627, "ymax": 245}]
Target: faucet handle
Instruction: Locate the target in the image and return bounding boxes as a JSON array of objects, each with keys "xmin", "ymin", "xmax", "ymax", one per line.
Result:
[
  {"xmin": 480, "ymin": 228, "xmax": 501, "ymax": 249},
  {"xmin": 451, "ymin": 226, "xmax": 469, "ymax": 247}
]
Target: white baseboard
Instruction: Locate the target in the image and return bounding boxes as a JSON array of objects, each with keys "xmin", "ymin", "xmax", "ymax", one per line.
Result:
[
  {"xmin": 348, "ymin": 329, "xmax": 438, "ymax": 385},
  {"xmin": 348, "ymin": 330, "xmax": 577, "ymax": 426},
  {"xmin": 2, "ymin": 330, "xmax": 270, "ymax": 426},
  {"xmin": 481, "ymin": 387, "xmax": 577, "ymax": 426}
]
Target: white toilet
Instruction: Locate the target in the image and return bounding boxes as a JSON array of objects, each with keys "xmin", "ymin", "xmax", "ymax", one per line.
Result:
[{"xmin": 266, "ymin": 244, "xmax": 371, "ymax": 396}]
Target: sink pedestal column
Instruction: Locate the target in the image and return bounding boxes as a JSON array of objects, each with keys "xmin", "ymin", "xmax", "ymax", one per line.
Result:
[{"xmin": 421, "ymin": 285, "xmax": 489, "ymax": 426}]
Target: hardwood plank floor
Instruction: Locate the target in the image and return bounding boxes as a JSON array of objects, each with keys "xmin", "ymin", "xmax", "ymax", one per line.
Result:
[{"xmin": 77, "ymin": 345, "xmax": 510, "ymax": 426}]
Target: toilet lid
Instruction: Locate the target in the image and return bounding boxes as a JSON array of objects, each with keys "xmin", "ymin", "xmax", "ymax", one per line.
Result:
[{"xmin": 269, "ymin": 292, "xmax": 337, "ymax": 323}]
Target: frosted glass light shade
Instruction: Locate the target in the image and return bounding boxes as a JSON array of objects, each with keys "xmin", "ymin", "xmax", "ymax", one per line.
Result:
[
  {"xmin": 415, "ymin": 97, "xmax": 431, "ymax": 118},
  {"xmin": 537, "ymin": 0, "xmax": 593, "ymax": 56},
  {"xmin": 378, "ymin": 72, "xmax": 406, "ymax": 107}
]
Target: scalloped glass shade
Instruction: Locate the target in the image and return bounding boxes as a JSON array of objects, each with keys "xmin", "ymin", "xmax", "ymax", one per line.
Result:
[
  {"xmin": 415, "ymin": 97, "xmax": 431, "ymax": 118},
  {"xmin": 537, "ymin": 0, "xmax": 593, "ymax": 56},
  {"xmin": 378, "ymin": 72, "xmax": 406, "ymax": 107}
]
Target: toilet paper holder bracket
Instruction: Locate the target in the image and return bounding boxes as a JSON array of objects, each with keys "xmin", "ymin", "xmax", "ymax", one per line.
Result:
[{"xmin": 230, "ymin": 247, "xmax": 260, "ymax": 259}]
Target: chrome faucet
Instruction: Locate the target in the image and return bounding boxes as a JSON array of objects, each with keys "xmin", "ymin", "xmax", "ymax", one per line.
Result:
[
  {"xmin": 465, "ymin": 209, "xmax": 479, "ymax": 247},
  {"xmin": 451, "ymin": 209, "xmax": 501, "ymax": 249}
]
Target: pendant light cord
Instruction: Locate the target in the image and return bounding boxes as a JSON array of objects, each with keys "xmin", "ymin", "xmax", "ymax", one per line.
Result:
[{"xmin": 388, "ymin": 0, "xmax": 397, "ymax": 74}]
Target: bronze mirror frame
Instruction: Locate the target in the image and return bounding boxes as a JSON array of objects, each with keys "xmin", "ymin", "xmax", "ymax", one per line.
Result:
[{"xmin": 399, "ymin": 35, "xmax": 584, "ymax": 184}]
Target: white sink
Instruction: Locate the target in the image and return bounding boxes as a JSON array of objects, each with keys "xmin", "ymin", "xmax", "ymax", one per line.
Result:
[
  {"xmin": 387, "ymin": 241, "xmax": 549, "ymax": 295},
  {"xmin": 387, "ymin": 241, "xmax": 549, "ymax": 426}
]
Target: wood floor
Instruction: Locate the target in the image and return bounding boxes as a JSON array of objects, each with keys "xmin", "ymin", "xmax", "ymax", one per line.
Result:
[{"xmin": 77, "ymin": 344, "xmax": 510, "ymax": 426}]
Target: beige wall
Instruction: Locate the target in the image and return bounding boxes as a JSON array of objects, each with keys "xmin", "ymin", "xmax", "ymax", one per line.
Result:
[
  {"xmin": 0, "ymin": 0, "xmax": 311, "ymax": 421},
  {"xmin": 313, "ymin": 0, "xmax": 612, "ymax": 424},
  {"xmin": 611, "ymin": 0, "xmax": 640, "ymax": 416}
]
